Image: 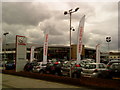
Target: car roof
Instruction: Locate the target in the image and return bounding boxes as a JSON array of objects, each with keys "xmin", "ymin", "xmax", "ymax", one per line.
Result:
[
  {"xmin": 87, "ymin": 63, "xmax": 104, "ymax": 65},
  {"xmin": 108, "ymin": 60, "xmax": 120, "ymax": 64},
  {"xmin": 109, "ymin": 60, "xmax": 120, "ymax": 62}
]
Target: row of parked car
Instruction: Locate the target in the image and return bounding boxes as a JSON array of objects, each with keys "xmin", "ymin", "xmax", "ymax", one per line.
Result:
[
  {"xmin": 24, "ymin": 60, "xmax": 62, "ymax": 76},
  {"xmin": 23, "ymin": 59, "xmax": 120, "ymax": 79},
  {"xmin": 2, "ymin": 59, "xmax": 120, "ymax": 79}
]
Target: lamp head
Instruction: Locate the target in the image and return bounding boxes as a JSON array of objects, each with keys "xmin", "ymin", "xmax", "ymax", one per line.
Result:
[
  {"xmin": 64, "ymin": 11, "xmax": 68, "ymax": 15},
  {"xmin": 75, "ymin": 7, "xmax": 79, "ymax": 12},
  {"xmin": 72, "ymin": 29, "xmax": 75, "ymax": 31},
  {"xmin": 3, "ymin": 32, "xmax": 9, "ymax": 35}
]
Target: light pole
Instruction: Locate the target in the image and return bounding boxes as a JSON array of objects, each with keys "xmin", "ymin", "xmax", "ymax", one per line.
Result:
[
  {"xmin": 3, "ymin": 32, "xmax": 9, "ymax": 70},
  {"xmin": 64, "ymin": 7, "xmax": 79, "ymax": 78},
  {"xmin": 106, "ymin": 36, "xmax": 111, "ymax": 60},
  {"xmin": 64, "ymin": 7, "xmax": 79, "ymax": 60}
]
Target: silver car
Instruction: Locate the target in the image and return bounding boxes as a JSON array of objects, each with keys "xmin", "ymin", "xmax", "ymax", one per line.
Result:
[
  {"xmin": 80, "ymin": 59, "xmax": 95, "ymax": 67},
  {"xmin": 61, "ymin": 60, "xmax": 82, "ymax": 78},
  {"xmin": 32, "ymin": 62, "xmax": 46, "ymax": 73},
  {"xmin": 81, "ymin": 63, "xmax": 108, "ymax": 78}
]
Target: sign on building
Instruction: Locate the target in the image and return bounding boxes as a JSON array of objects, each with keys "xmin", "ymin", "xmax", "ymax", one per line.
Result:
[{"xmin": 15, "ymin": 35, "xmax": 27, "ymax": 72}]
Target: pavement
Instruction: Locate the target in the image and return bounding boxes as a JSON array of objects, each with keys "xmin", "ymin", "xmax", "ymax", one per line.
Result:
[{"xmin": 2, "ymin": 74, "xmax": 94, "ymax": 89}]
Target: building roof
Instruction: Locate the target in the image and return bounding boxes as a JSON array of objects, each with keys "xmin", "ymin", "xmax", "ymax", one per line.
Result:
[{"xmin": 109, "ymin": 52, "xmax": 120, "ymax": 55}]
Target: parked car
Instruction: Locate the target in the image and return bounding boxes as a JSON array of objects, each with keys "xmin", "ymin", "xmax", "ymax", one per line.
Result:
[
  {"xmin": 107, "ymin": 60, "xmax": 120, "ymax": 77},
  {"xmin": 80, "ymin": 59, "xmax": 95, "ymax": 67},
  {"xmin": 0, "ymin": 62, "xmax": 3, "ymax": 72},
  {"xmin": 34, "ymin": 61, "xmax": 62, "ymax": 76},
  {"xmin": 32, "ymin": 62, "xmax": 47, "ymax": 73},
  {"xmin": 5, "ymin": 61, "xmax": 15, "ymax": 70},
  {"xmin": 81, "ymin": 63, "xmax": 109, "ymax": 78},
  {"xmin": 46, "ymin": 62, "xmax": 62, "ymax": 75},
  {"xmin": 100, "ymin": 59, "xmax": 109, "ymax": 64},
  {"xmin": 61, "ymin": 60, "xmax": 82, "ymax": 78},
  {"xmin": 24, "ymin": 62, "xmax": 37, "ymax": 72}
]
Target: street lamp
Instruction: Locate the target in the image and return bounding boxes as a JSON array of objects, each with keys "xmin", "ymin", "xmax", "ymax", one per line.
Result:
[
  {"xmin": 106, "ymin": 36, "xmax": 111, "ymax": 60},
  {"xmin": 3, "ymin": 32, "xmax": 9, "ymax": 70},
  {"xmin": 64, "ymin": 7, "xmax": 79, "ymax": 78},
  {"xmin": 106, "ymin": 36, "xmax": 111, "ymax": 52},
  {"xmin": 64, "ymin": 7, "xmax": 79, "ymax": 60}
]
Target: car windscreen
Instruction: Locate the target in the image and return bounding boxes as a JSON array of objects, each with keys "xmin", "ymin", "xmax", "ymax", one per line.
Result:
[
  {"xmin": 108, "ymin": 61, "xmax": 120, "ymax": 65},
  {"xmin": 42, "ymin": 64, "xmax": 46, "ymax": 66},
  {"xmin": 110, "ymin": 63, "xmax": 120, "ymax": 69},
  {"xmin": 98, "ymin": 64, "xmax": 106, "ymax": 68},
  {"xmin": 84, "ymin": 64, "xmax": 96, "ymax": 69}
]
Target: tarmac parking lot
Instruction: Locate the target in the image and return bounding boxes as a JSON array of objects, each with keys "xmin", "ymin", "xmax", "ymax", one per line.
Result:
[{"xmin": 2, "ymin": 74, "xmax": 94, "ymax": 89}]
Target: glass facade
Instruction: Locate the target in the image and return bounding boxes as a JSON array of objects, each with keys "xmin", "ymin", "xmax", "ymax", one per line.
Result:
[
  {"xmin": 35, "ymin": 47, "xmax": 69, "ymax": 61},
  {"xmin": 2, "ymin": 43, "xmax": 97, "ymax": 62}
]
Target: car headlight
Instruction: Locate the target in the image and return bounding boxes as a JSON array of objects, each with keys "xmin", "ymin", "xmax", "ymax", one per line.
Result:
[{"xmin": 93, "ymin": 72, "xmax": 97, "ymax": 75}]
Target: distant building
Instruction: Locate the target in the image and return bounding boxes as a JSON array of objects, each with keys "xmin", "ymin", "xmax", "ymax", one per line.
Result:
[
  {"xmin": 2, "ymin": 43, "xmax": 96, "ymax": 61},
  {"xmin": 109, "ymin": 52, "xmax": 120, "ymax": 60},
  {"xmin": 71, "ymin": 45, "xmax": 96, "ymax": 59},
  {"xmin": 100, "ymin": 52, "xmax": 120, "ymax": 61}
]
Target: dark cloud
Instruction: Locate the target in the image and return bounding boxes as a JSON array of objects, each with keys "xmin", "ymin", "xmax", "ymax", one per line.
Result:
[
  {"xmin": 2, "ymin": 2, "xmax": 51, "ymax": 25},
  {"xmin": 2, "ymin": 2, "xmax": 118, "ymax": 52}
]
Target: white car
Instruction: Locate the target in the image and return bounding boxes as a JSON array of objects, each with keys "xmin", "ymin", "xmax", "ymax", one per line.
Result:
[
  {"xmin": 81, "ymin": 63, "xmax": 108, "ymax": 78},
  {"xmin": 32, "ymin": 62, "xmax": 46, "ymax": 73}
]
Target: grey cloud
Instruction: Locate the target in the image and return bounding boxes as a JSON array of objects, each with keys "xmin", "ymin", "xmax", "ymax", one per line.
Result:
[
  {"xmin": 2, "ymin": 2, "xmax": 118, "ymax": 52},
  {"xmin": 49, "ymin": 35, "xmax": 68, "ymax": 45},
  {"xmin": 101, "ymin": 2, "xmax": 118, "ymax": 13},
  {"xmin": 2, "ymin": 2, "xmax": 51, "ymax": 25},
  {"xmin": 3, "ymin": 23, "xmax": 30, "ymax": 43},
  {"xmin": 40, "ymin": 18, "xmax": 69, "ymax": 36}
]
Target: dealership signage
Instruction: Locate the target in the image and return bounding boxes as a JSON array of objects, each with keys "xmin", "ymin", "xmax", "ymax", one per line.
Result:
[
  {"xmin": 30, "ymin": 46, "xmax": 35, "ymax": 62},
  {"xmin": 96, "ymin": 44, "xmax": 100, "ymax": 63},
  {"xmin": 77, "ymin": 15, "xmax": 85, "ymax": 64},
  {"xmin": 16, "ymin": 35, "xmax": 27, "ymax": 72},
  {"xmin": 43, "ymin": 33, "xmax": 49, "ymax": 64}
]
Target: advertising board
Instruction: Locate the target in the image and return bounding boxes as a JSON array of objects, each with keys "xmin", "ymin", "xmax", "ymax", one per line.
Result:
[{"xmin": 16, "ymin": 35, "xmax": 27, "ymax": 72}]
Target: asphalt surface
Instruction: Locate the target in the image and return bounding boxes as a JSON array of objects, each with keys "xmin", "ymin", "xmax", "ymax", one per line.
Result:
[{"xmin": 2, "ymin": 74, "xmax": 94, "ymax": 89}]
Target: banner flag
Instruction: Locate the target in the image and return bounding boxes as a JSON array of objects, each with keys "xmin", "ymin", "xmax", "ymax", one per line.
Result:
[
  {"xmin": 43, "ymin": 33, "xmax": 49, "ymax": 64},
  {"xmin": 76, "ymin": 15, "xmax": 85, "ymax": 64},
  {"xmin": 96, "ymin": 44, "xmax": 100, "ymax": 63},
  {"xmin": 30, "ymin": 46, "xmax": 35, "ymax": 62}
]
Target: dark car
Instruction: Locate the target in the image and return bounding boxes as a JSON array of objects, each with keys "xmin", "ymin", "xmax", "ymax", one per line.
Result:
[
  {"xmin": 107, "ymin": 60, "xmax": 120, "ymax": 77},
  {"xmin": 24, "ymin": 62, "xmax": 37, "ymax": 72},
  {"xmin": 61, "ymin": 60, "xmax": 82, "ymax": 78},
  {"xmin": 5, "ymin": 61, "xmax": 15, "ymax": 70},
  {"xmin": 39, "ymin": 61, "xmax": 62, "ymax": 76}
]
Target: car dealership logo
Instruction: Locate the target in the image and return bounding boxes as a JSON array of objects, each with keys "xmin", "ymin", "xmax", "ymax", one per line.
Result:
[{"xmin": 17, "ymin": 36, "xmax": 27, "ymax": 45}]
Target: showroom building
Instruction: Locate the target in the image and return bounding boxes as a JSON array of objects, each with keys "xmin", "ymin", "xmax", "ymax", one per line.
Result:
[{"xmin": 2, "ymin": 43, "xmax": 96, "ymax": 61}]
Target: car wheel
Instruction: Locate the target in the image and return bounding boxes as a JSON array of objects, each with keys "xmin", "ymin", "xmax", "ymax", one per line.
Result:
[
  {"xmin": 39, "ymin": 70, "xmax": 44, "ymax": 74},
  {"xmin": 97, "ymin": 74, "xmax": 103, "ymax": 78},
  {"xmin": 72, "ymin": 72, "xmax": 81, "ymax": 78},
  {"xmin": 54, "ymin": 72, "xmax": 58, "ymax": 76},
  {"xmin": 72, "ymin": 73, "xmax": 77, "ymax": 78}
]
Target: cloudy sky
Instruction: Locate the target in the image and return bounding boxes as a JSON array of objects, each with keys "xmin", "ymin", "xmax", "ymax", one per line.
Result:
[{"xmin": 1, "ymin": 0, "xmax": 119, "ymax": 52}]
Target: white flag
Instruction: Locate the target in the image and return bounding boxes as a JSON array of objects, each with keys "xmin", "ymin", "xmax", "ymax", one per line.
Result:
[
  {"xmin": 96, "ymin": 44, "xmax": 100, "ymax": 63},
  {"xmin": 43, "ymin": 33, "xmax": 49, "ymax": 64},
  {"xmin": 30, "ymin": 46, "xmax": 35, "ymax": 62},
  {"xmin": 76, "ymin": 15, "xmax": 85, "ymax": 64}
]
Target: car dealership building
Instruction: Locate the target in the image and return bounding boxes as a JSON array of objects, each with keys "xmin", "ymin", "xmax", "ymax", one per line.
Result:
[{"xmin": 2, "ymin": 43, "xmax": 96, "ymax": 61}]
